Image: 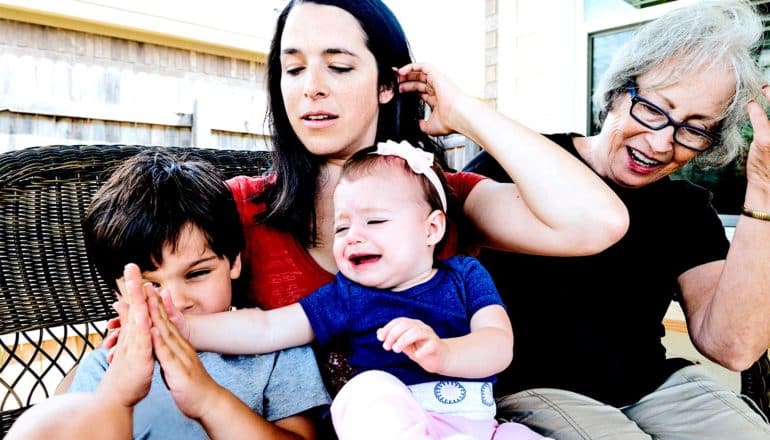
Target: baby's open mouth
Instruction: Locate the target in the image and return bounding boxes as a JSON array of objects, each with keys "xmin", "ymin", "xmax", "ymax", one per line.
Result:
[{"xmin": 350, "ymin": 254, "xmax": 381, "ymax": 266}]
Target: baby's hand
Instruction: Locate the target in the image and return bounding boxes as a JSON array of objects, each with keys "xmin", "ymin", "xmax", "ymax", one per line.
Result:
[
  {"xmin": 157, "ymin": 289, "xmax": 191, "ymax": 340},
  {"xmin": 148, "ymin": 292, "xmax": 223, "ymax": 419},
  {"xmin": 377, "ymin": 317, "xmax": 448, "ymax": 374}
]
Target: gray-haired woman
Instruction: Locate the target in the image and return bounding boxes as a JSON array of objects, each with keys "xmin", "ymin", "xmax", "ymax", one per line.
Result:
[{"xmin": 466, "ymin": 0, "xmax": 770, "ymax": 438}]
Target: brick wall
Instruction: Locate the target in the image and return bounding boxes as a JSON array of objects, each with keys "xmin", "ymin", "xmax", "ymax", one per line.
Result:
[{"xmin": 485, "ymin": 0, "xmax": 498, "ymax": 109}]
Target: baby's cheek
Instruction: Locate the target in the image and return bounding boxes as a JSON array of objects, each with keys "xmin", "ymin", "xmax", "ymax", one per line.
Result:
[{"xmin": 331, "ymin": 244, "xmax": 346, "ymax": 267}]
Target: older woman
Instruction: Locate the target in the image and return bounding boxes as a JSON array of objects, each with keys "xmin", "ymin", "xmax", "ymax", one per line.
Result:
[{"xmin": 466, "ymin": 1, "xmax": 770, "ymax": 438}]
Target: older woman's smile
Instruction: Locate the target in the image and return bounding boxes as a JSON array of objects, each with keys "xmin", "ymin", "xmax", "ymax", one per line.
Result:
[
  {"xmin": 627, "ymin": 147, "xmax": 664, "ymax": 168},
  {"xmin": 582, "ymin": 64, "xmax": 734, "ymax": 189}
]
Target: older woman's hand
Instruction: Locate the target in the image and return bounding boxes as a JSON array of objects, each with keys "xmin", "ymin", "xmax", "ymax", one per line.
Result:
[{"xmin": 745, "ymin": 85, "xmax": 770, "ymax": 191}]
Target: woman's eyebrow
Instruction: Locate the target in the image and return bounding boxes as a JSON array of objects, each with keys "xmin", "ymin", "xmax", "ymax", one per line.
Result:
[
  {"xmin": 651, "ymin": 91, "xmax": 717, "ymax": 121},
  {"xmin": 280, "ymin": 47, "xmax": 358, "ymax": 58},
  {"xmin": 324, "ymin": 48, "xmax": 358, "ymax": 58}
]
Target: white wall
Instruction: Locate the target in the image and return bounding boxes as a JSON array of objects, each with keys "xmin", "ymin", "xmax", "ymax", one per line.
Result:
[
  {"xmin": 496, "ymin": 0, "xmax": 581, "ymax": 133},
  {"xmin": 385, "ymin": 0, "xmax": 485, "ymax": 99}
]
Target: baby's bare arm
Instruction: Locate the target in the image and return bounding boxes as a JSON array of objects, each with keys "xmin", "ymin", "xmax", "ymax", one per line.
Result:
[
  {"xmin": 163, "ymin": 298, "xmax": 315, "ymax": 354},
  {"xmin": 149, "ymin": 291, "xmax": 313, "ymax": 439}
]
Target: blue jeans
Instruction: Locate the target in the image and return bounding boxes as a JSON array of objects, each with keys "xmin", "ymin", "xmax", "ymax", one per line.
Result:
[{"xmin": 496, "ymin": 365, "xmax": 770, "ymax": 439}]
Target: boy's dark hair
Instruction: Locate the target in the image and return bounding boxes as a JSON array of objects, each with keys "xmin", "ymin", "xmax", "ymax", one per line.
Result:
[{"xmin": 82, "ymin": 149, "xmax": 245, "ymax": 292}]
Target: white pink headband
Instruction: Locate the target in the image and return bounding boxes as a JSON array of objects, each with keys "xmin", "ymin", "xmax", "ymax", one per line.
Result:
[{"xmin": 373, "ymin": 140, "xmax": 447, "ymax": 212}]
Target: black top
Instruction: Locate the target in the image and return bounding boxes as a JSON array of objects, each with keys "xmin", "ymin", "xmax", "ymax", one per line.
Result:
[{"xmin": 464, "ymin": 133, "xmax": 729, "ymax": 406}]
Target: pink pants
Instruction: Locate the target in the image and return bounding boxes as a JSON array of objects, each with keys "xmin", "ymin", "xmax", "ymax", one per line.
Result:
[{"xmin": 331, "ymin": 370, "xmax": 548, "ymax": 440}]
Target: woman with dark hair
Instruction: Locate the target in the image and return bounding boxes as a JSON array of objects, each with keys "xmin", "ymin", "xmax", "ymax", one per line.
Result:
[
  {"xmin": 234, "ymin": 0, "xmax": 627, "ymax": 312},
  {"xmin": 466, "ymin": 1, "xmax": 770, "ymax": 438},
  {"xmin": 226, "ymin": 1, "xmax": 628, "ymax": 414}
]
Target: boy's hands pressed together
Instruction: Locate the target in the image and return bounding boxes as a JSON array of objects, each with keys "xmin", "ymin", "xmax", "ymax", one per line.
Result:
[
  {"xmin": 147, "ymin": 290, "xmax": 223, "ymax": 420},
  {"xmin": 377, "ymin": 317, "xmax": 449, "ymax": 374},
  {"xmin": 102, "ymin": 278, "xmax": 191, "ymax": 362},
  {"xmin": 97, "ymin": 264, "xmax": 155, "ymax": 408}
]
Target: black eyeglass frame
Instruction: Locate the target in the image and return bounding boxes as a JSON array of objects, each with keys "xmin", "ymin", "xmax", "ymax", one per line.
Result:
[{"xmin": 626, "ymin": 83, "xmax": 719, "ymax": 152}]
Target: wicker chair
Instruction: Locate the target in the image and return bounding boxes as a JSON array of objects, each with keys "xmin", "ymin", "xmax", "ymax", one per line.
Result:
[
  {"xmin": 0, "ymin": 145, "xmax": 270, "ymax": 436},
  {"xmin": 742, "ymin": 352, "xmax": 770, "ymax": 419}
]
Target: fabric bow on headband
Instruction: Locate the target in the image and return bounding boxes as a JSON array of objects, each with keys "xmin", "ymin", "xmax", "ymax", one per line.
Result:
[{"xmin": 374, "ymin": 140, "xmax": 447, "ymax": 211}]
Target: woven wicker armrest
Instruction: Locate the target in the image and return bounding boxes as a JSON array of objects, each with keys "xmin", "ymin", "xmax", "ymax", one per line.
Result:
[{"xmin": 0, "ymin": 145, "xmax": 270, "ymax": 436}]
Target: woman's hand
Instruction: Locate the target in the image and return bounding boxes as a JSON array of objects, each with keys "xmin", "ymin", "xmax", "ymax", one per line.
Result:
[
  {"xmin": 745, "ymin": 86, "xmax": 770, "ymax": 194},
  {"xmin": 377, "ymin": 317, "xmax": 448, "ymax": 374},
  {"xmin": 396, "ymin": 63, "xmax": 470, "ymax": 137},
  {"xmin": 96, "ymin": 264, "xmax": 155, "ymax": 408}
]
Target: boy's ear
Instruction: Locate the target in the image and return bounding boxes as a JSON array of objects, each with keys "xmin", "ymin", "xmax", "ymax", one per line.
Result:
[
  {"xmin": 425, "ymin": 210, "xmax": 446, "ymax": 247},
  {"xmin": 229, "ymin": 253, "xmax": 242, "ymax": 280},
  {"xmin": 378, "ymin": 83, "xmax": 395, "ymax": 105}
]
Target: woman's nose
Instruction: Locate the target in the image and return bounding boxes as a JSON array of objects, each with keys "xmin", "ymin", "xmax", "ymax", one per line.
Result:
[
  {"xmin": 303, "ymin": 67, "xmax": 329, "ymax": 99},
  {"xmin": 649, "ymin": 126, "xmax": 675, "ymax": 154}
]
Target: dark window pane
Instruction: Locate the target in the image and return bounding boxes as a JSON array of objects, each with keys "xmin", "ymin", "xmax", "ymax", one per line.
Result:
[{"xmin": 588, "ymin": 27, "xmax": 637, "ymax": 134}]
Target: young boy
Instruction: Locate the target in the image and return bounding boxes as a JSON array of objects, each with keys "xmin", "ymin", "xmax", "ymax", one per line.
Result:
[{"xmin": 6, "ymin": 150, "xmax": 329, "ymax": 439}]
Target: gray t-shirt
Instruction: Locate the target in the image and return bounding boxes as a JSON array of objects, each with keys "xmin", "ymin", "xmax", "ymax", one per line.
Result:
[{"xmin": 70, "ymin": 346, "xmax": 330, "ymax": 439}]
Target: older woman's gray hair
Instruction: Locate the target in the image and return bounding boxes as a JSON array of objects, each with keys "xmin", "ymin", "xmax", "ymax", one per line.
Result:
[{"xmin": 594, "ymin": 0, "xmax": 765, "ymax": 167}]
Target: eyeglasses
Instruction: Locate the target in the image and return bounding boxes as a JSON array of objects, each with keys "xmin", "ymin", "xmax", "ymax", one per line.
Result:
[{"xmin": 627, "ymin": 83, "xmax": 719, "ymax": 152}]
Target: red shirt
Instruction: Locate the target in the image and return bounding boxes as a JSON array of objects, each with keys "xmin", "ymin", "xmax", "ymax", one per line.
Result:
[{"xmin": 227, "ymin": 171, "xmax": 486, "ymax": 310}]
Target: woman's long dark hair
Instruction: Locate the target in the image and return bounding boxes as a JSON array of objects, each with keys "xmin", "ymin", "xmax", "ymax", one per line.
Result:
[{"xmin": 262, "ymin": 0, "xmax": 448, "ymax": 248}]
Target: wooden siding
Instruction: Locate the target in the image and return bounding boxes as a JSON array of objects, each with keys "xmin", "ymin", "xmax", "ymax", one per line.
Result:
[{"xmin": 0, "ymin": 18, "xmax": 266, "ymax": 151}]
